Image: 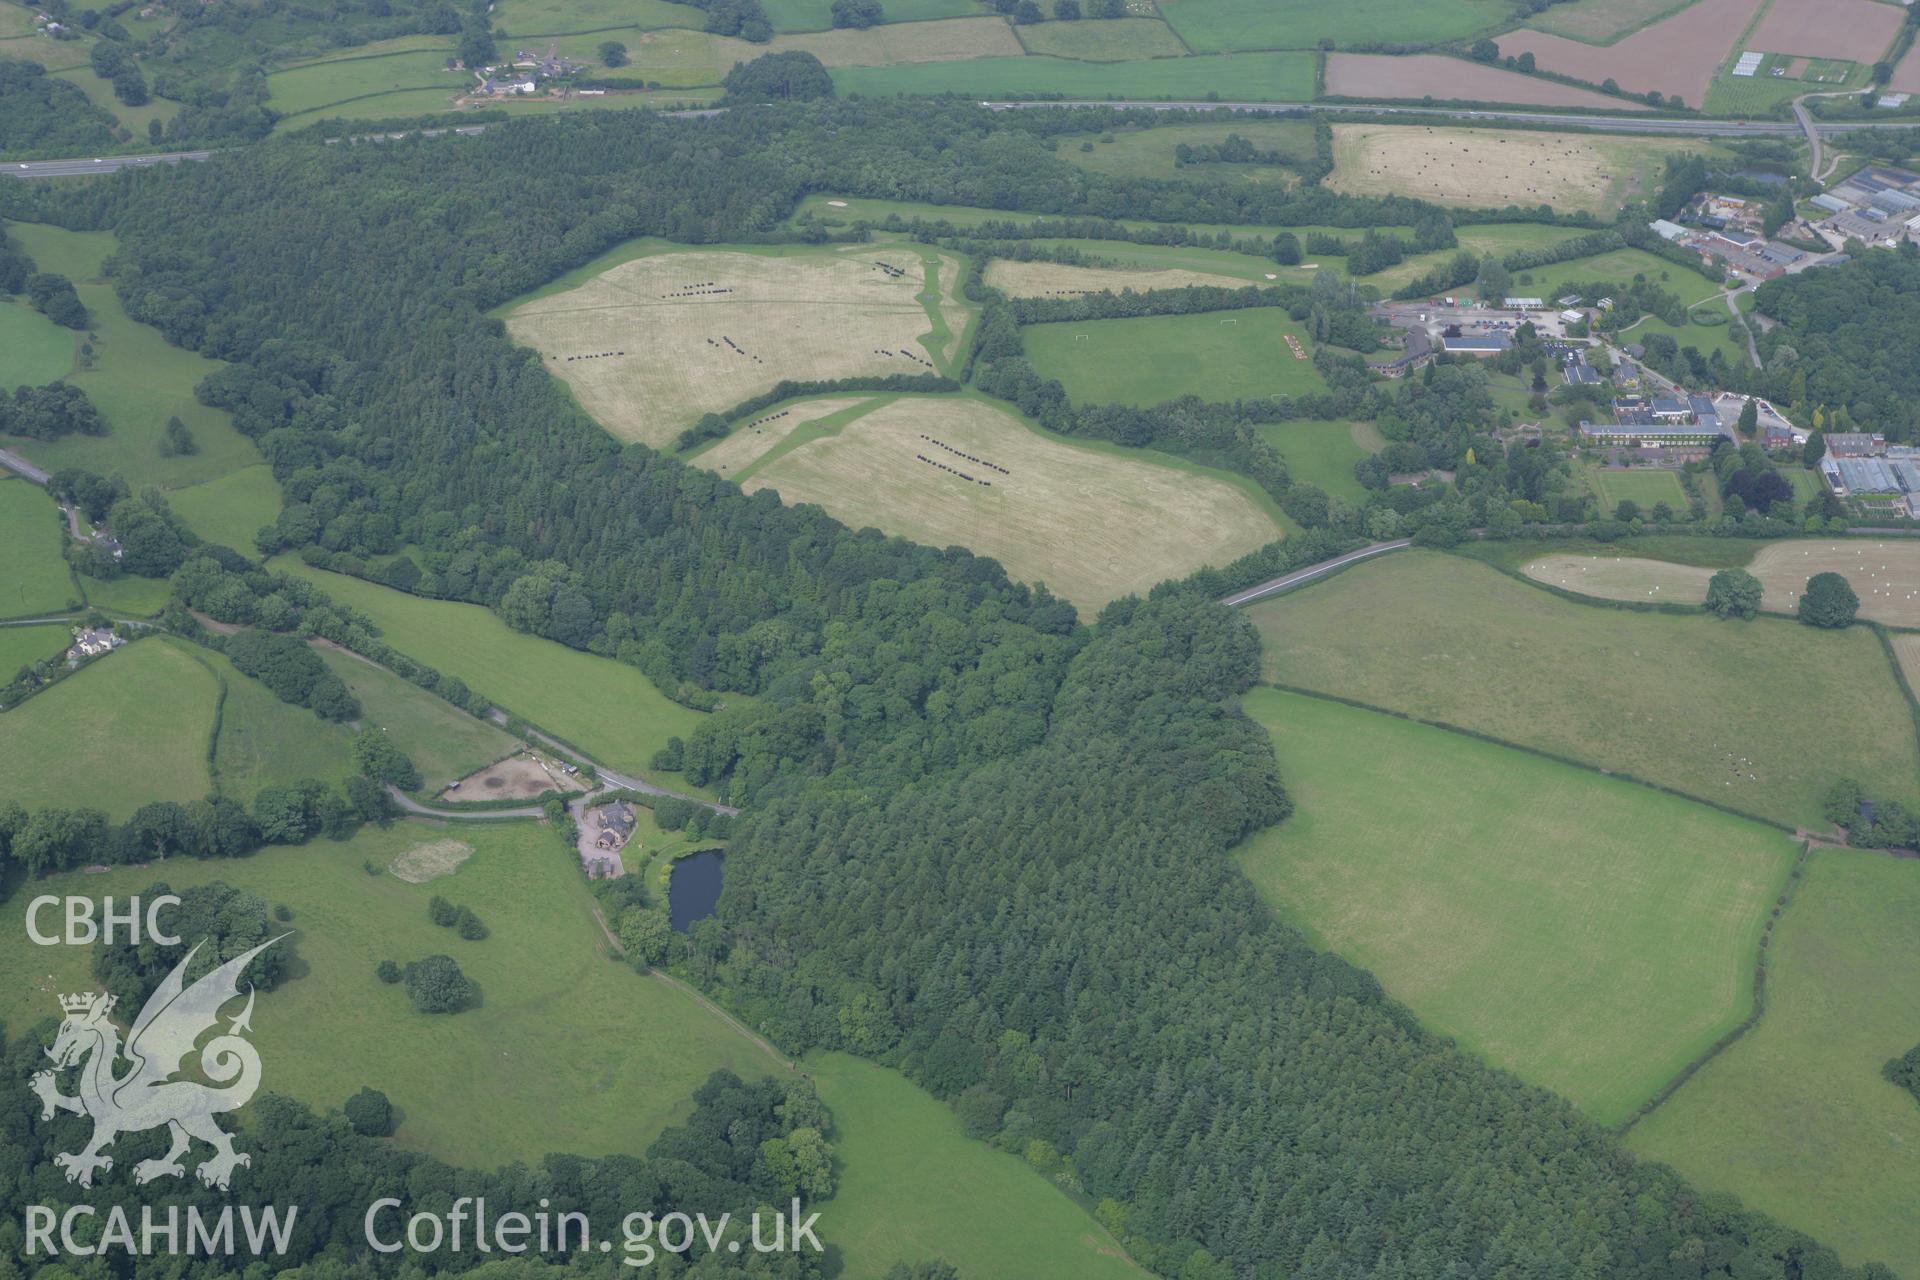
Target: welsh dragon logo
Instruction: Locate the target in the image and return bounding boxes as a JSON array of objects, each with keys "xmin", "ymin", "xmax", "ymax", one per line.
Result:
[{"xmin": 30, "ymin": 936, "xmax": 282, "ymax": 1191}]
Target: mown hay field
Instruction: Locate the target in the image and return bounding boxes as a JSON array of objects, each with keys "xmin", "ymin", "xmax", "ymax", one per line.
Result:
[
  {"xmin": 732, "ymin": 395, "xmax": 1283, "ymax": 611},
  {"xmin": 1024, "ymin": 308, "xmax": 1329, "ymax": 407},
  {"xmin": 1014, "ymin": 18, "xmax": 1187, "ymax": 60},
  {"xmin": 507, "ymin": 243, "xmax": 961, "ymax": 447},
  {"xmin": 1241, "ymin": 688, "xmax": 1798, "ymax": 1125},
  {"xmin": 1250, "ymin": 550, "xmax": 1920, "ymax": 829},
  {"xmin": 1627, "ymin": 851, "xmax": 1920, "ymax": 1275}
]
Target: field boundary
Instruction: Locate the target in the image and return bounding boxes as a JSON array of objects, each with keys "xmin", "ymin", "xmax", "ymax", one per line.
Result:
[
  {"xmin": 1258, "ymin": 680, "xmax": 1800, "ymax": 835},
  {"xmin": 1871, "ymin": 621, "xmax": 1920, "ymax": 776},
  {"xmin": 1526, "ymin": 0, "xmax": 1709, "ymax": 49}
]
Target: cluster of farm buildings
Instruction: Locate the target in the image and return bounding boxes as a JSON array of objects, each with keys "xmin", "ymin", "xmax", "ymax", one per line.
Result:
[{"xmin": 454, "ymin": 46, "xmax": 588, "ymax": 97}]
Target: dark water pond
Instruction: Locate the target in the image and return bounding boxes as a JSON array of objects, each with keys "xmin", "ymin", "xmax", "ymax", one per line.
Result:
[{"xmin": 668, "ymin": 849, "xmax": 724, "ymax": 933}]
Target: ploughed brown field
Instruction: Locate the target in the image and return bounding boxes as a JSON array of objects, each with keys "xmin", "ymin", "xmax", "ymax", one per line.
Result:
[
  {"xmin": 1746, "ymin": 0, "xmax": 1903, "ymax": 64},
  {"xmin": 1503, "ymin": 0, "xmax": 1763, "ymax": 103},
  {"xmin": 1323, "ymin": 54, "xmax": 1650, "ymax": 110},
  {"xmin": 1895, "ymin": 41, "xmax": 1920, "ymax": 93}
]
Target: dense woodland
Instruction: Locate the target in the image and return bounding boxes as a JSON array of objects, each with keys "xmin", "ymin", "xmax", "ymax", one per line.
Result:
[{"xmin": 0, "ymin": 103, "xmax": 1900, "ymax": 1277}]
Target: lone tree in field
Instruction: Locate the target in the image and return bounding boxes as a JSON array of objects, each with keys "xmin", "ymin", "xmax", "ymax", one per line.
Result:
[
  {"xmin": 404, "ymin": 954, "xmax": 476, "ymax": 1013},
  {"xmin": 1704, "ymin": 568, "xmax": 1763, "ymax": 620},
  {"xmin": 345, "ymin": 1087, "xmax": 394, "ymax": 1137},
  {"xmin": 1797, "ymin": 572, "xmax": 1859, "ymax": 628},
  {"xmin": 598, "ymin": 40, "xmax": 628, "ymax": 66}
]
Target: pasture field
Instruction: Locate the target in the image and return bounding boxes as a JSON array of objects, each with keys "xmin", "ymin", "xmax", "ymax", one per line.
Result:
[
  {"xmin": 1249, "ymin": 549, "xmax": 1920, "ymax": 829},
  {"xmin": 1363, "ymin": 222, "xmax": 1598, "ymax": 292},
  {"xmin": 1523, "ymin": 0, "xmax": 1700, "ymax": 43},
  {"xmin": 1326, "ymin": 125, "xmax": 1707, "ymax": 216},
  {"xmin": 50, "ymin": 63, "xmax": 181, "ymax": 138},
  {"xmin": 1013, "ymin": 17, "xmax": 1186, "ymax": 60},
  {"xmin": 0, "ymin": 298, "xmax": 73, "ymax": 388},
  {"xmin": 719, "ymin": 17, "xmax": 1024, "ymax": 67},
  {"xmin": 264, "ymin": 49, "xmax": 462, "ymax": 117},
  {"xmin": 1240, "ymin": 689, "xmax": 1797, "ymax": 1124},
  {"xmin": 1257, "ymin": 420, "xmax": 1371, "ymax": 503},
  {"xmin": 555, "ymin": 26, "xmax": 720, "ymax": 85},
  {"xmin": 0, "ymin": 32, "xmax": 95, "ymax": 72},
  {"xmin": 0, "ymin": 477, "xmax": 75, "ymax": 618},
  {"xmin": 0, "ymin": 820, "xmax": 775, "ymax": 1170},
  {"xmin": 269, "ymin": 559, "xmax": 711, "ymax": 780},
  {"xmin": 269, "ymin": 86, "xmax": 466, "ymax": 127},
  {"xmin": 832, "ymin": 49, "xmax": 1316, "ymax": 100},
  {"xmin": 1627, "ymin": 851, "xmax": 1920, "ymax": 1274},
  {"xmin": 760, "ymin": 0, "xmax": 988, "ymax": 30},
  {"xmin": 1021, "ymin": 239, "xmax": 1305, "ymax": 280},
  {"xmin": 4, "ymin": 224, "xmax": 262, "ymax": 490},
  {"xmin": 983, "ymin": 258, "xmax": 1248, "ymax": 297},
  {"xmin": 808, "ymin": 1052, "xmax": 1141, "ymax": 1280},
  {"xmin": 77, "ymin": 570, "xmax": 174, "ymax": 617},
  {"xmin": 730, "ymin": 395, "xmax": 1284, "ymax": 611},
  {"xmin": 166, "ymin": 464, "xmax": 283, "ymax": 554},
  {"xmin": 0, "ymin": 622, "xmax": 70, "ymax": 677},
  {"xmin": 1024, "ymin": 308, "xmax": 1329, "ymax": 407},
  {"xmin": 0, "ymin": 638, "xmax": 218, "ymax": 820},
  {"xmin": 506, "ymin": 242, "xmax": 965, "ymax": 447},
  {"xmin": 1062, "ymin": 121, "xmax": 1316, "ymax": 184},
  {"xmin": 1583, "ymin": 464, "xmax": 1688, "ymax": 511},
  {"xmin": 202, "ymin": 645, "xmax": 357, "ymax": 804},
  {"xmin": 489, "ymin": 0, "xmax": 705, "ymax": 34},
  {"xmin": 1499, "ymin": 0, "xmax": 1762, "ymax": 106},
  {"xmin": 1156, "ymin": 0, "xmax": 1512, "ymax": 53},
  {"xmin": 317, "ymin": 646, "xmax": 521, "ymax": 793},
  {"xmin": 1322, "ymin": 53, "xmax": 1651, "ymax": 110}
]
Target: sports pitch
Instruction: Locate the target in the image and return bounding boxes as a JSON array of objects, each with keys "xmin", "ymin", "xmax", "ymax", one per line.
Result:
[
  {"xmin": 1241, "ymin": 689, "xmax": 1797, "ymax": 1124},
  {"xmin": 1024, "ymin": 308, "xmax": 1329, "ymax": 408},
  {"xmin": 507, "ymin": 243, "xmax": 967, "ymax": 447},
  {"xmin": 1583, "ymin": 464, "xmax": 1687, "ymax": 512},
  {"xmin": 1250, "ymin": 550, "xmax": 1920, "ymax": 829},
  {"xmin": 721, "ymin": 394, "xmax": 1284, "ymax": 611}
]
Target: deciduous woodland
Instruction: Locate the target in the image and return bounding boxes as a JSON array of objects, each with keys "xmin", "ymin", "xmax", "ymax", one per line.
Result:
[{"xmin": 0, "ymin": 102, "xmax": 1899, "ymax": 1278}]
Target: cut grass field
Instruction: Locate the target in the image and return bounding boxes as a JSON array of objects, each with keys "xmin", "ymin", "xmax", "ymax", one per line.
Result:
[
  {"xmin": 831, "ymin": 49, "xmax": 1316, "ymax": 100},
  {"xmin": 0, "ymin": 622, "xmax": 70, "ymax": 678},
  {"xmin": 1582, "ymin": 463, "xmax": 1688, "ymax": 511},
  {"xmin": 166, "ymin": 464, "xmax": 283, "ymax": 554},
  {"xmin": 1523, "ymin": 0, "xmax": 1700, "ymax": 43},
  {"xmin": 713, "ymin": 394, "xmax": 1283, "ymax": 611},
  {"xmin": 269, "ymin": 559, "xmax": 711, "ymax": 781},
  {"xmin": 0, "ymin": 297, "xmax": 73, "ymax": 388},
  {"xmin": 1062, "ymin": 121, "xmax": 1316, "ymax": 184},
  {"xmin": 0, "ymin": 476, "xmax": 75, "ymax": 618},
  {"xmin": 1257, "ymin": 419, "xmax": 1371, "ymax": 503},
  {"xmin": 0, "ymin": 820, "xmax": 776, "ymax": 1170},
  {"xmin": 3, "ymin": 223, "xmax": 262, "ymax": 490},
  {"xmin": 1013, "ymin": 17, "xmax": 1186, "ymax": 60},
  {"xmin": 0, "ymin": 638, "xmax": 218, "ymax": 820},
  {"xmin": 1521, "ymin": 539, "xmax": 1920, "ymax": 628},
  {"xmin": 1326, "ymin": 124, "xmax": 1709, "ymax": 217},
  {"xmin": 317, "ymin": 645, "xmax": 521, "ymax": 792},
  {"xmin": 808, "ymin": 1052, "xmax": 1141, "ymax": 1280},
  {"xmin": 506, "ymin": 241, "xmax": 967, "ymax": 447},
  {"xmin": 1024, "ymin": 308, "xmax": 1329, "ymax": 408},
  {"xmin": 1156, "ymin": 0, "xmax": 1513, "ymax": 53},
  {"xmin": 1249, "ymin": 549, "xmax": 1920, "ymax": 830},
  {"xmin": 1240, "ymin": 689, "xmax": 1798, "ymax": 1124},
  {"xmin": 1627, "ymin": 851, "xmax": 1920, "ymax": 1274}
]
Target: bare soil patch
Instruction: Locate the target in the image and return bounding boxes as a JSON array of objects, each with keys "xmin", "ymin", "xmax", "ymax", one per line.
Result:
[
  {"xmin": 1324, "ymin": 54, "xmax": 1651, "ymax": 109},
  {"xmin": 982, "ymin": 259, "xmax": 1247, "ymax": 299},
  {"xmin": 1894, "ymin": 40, "xmax": 1920, "ymax": 93},
  {"xmin": 1747, "ymin": 0, "xmax": 1902, "ymax": 63},
  {"xmin": 1502, "ymin": 0, "xmax": 1764, "ymax": 104},
  {"xmin": 443, "ymin": 752, "xmax": 584, "ymax": 801},
  {"xmin": 389, "ymin": 839, "xmax": 475, "ymax": 884}
]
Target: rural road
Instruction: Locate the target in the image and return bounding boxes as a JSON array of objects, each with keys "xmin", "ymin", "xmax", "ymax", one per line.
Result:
[
  {"xmin": 483, "ymin": 710, "xmax": 741, "ymax": 816},
  {"xmin": 386, "ymin": 785, "xmax": 543, "ymax": 820},
  {"xmin": 1220, "ymin": 540, "xmax": 1412, "ymax": 608},
  {"xmin": 0, "ymin": 447, "xmax": 51, "ymax": 484}
]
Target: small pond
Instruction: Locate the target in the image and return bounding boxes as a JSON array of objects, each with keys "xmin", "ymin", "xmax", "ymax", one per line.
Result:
[{"xmin": 668, "ymin": 849, "xmax": 724, "ymax": 933}]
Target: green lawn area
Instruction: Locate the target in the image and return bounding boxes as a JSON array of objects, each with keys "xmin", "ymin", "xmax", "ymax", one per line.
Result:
[
  {"xmin": 490, "ymin": 0, "xmax": 705, "ymax": 34},
  {"xmin": 1240, "ymin": 688, "xmax": 1797, "ymax": 1125},
  {"xmin": 270, "ymin": 559, "xmax": 712, "ymax": 782},
  {"xmin": 808, "ymin": 1052, "xmax": 1141, "ymax": 1280},
  {"xmin": 0, "ymin": 637, "xmax": 218, "ymax": 820},
  {"xmin": 166, "ymin": 464, "xmax": 283, "ymax": 554},
  {"xmin": 833, "ymin": 49, "xmax": 1315, "ymax": 100},
  {"xmin": 317, "ymin": 646, "xmax": 521, "ymax": 793},
  {"xmin": 0, "ymin": 297, "xmax": 73, "ymax": 388},
  {"xmin": 1258, "ymin": 419, "xmax": 1370, "ymax": 502},
  {"xmin": 0, "ymin": 622, "xmax": 71, "ymax": 678},
  {"xmin": 4, "ymin": 223, "xmax": 264, "ymax": 490},
  {"xmin": 1248, "ymin": 549, "xmax": 1920, "ymax": 830},
  {"xmin": 1014, "ymin": 17, "xmax": 1187, "ymax": 60},
  {"xmin": 265, "ymin": 49, "xmax": 463, "ymax": 117},
  {"xmin": 1062, "ymin": 120, "xmax": 1315, "ymax": 184},
  {"xmin": 78, "ymin": 571, "xmax": 175, "ymax": 617},
  {"xmin": 0, "ymin": 476, "xmax": 76, "ymax": 618},
  {"xmin": 1627, "ymin": 851, "xmax": 1920, "ymax": 1275},
  {"xmin": 1582, "ymin": 463, "xmax": 1688, "ymax": 512},
  {"xmin": 1517, "ymin": 247, "xmax": 1724, "ymax": 310},
  {"xmin": 762, "ymin": 0, "xmax": 987, "ymax": 30},
  {"xmin": 0, "ymin": 820, "xmax": 776, "ymax": 1170},
  {"xmin": 1025, "ymin": 308, "xmax": 1328, "ymax": 407},
  {"xmin": 1157, "ymin": 0, "xmax": 1513, "ymax": 52},
  {"xmin": 202, "ymin": 644, "xmax": 358, "ymax": 805},
  {"xmin": 1622, "ymin": 310, "xmax": 1747, "ymax": 370}
]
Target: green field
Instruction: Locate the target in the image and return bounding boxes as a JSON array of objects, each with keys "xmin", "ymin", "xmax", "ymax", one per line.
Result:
[
  {"xmin": 270, "ymin": 559, "xmax": 711, "ymax": 781},
  {"xmin": 762, "ymin": 0, "xmax": 988, "ymax": 30},
  {"xmin": 0, "ymin": 820, "xmax": 777, "ymax": 1169},
  {"xmin": 0, "ymin": 622, "xmax": 71, "ymax": 678},
  {"xmin": 1258, "ymin": 419, "xmax": 1370, "ymax": 502},
  {"xmin": 1157, "ymin": 0, "xmax": 1514, "ymax": 53},
  {"xmin": 78, "ymin": 570, "xmax": 175, "ymax": 617},
  {"xmin": 0, "ymin": 476, "xmax": 75, "ymax": 618},
  {"xmin": 490, "ymin": 0, "xmax": 706, "ymax": 34},
  {"xmin": 1517, "ymin": 246, "xmax": 1725, "ymax": 310},
  {"xmin": 166, "ymin": 464, "xmax": 283, "ymax": 554},
  {"xmin": 265, "ymin": 49, "xmax": 462, "ymax": 117},
  {"xmin": 1063, "ymin": 120, "xmax": 1316, "ymax": 184},
  {"xmin": 1522, "ymin": 0, "xmax": 1697, "ymax": 43},
  {"xmin": 1249, "ymin": 550, "xmax": 1920, "ymax": 829},
  {"xmin": 0, "ymin": 297, "xmax": 73, "ymax": 388},
  {"xmin": 1628, "ymin": 851, "xmax": 1920, "ymax": 1274},
  {"xmin": 1025, "ymin": 308, "xmax": 1329, "ymax": 407},
  {"xmin": 317, "ymin": 646, "xmax": 521, "ymax": 792},
  {"xmin": 0, "ymin": 637, "xmax": 218, "ymax": 820},
  {"xmin": 4, "ymin": 224, "xmax": 263, "ymax": 490},
  {"xmin": 808, "ymin": 1052, "xmax": 1141, "ymax": 1280},
  {"xmin": 833, "ymin": 49, "xmax": 1315, "ymax": 100},
  {"xmin": 202, "ymin": 644, "xmax": 358, "ymax": 804},
  {"xmin": 1241, "ymin": 689, "xmax": 1797, "ymax": 1124},
  {"xmin": 1582, "ymin": 463, "xmax": 1688, "ymax": 511},
  {"xmin": 1014, "ymin": 18, "xmax": 1187, "ymax": 60}
]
